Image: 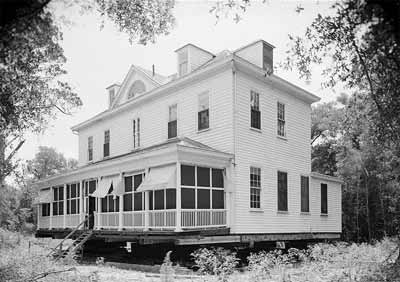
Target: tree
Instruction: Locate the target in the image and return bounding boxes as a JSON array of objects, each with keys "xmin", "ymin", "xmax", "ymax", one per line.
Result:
[{"xmin": 0, "ymin": 0, "xmax": 175, "ymax": 187}]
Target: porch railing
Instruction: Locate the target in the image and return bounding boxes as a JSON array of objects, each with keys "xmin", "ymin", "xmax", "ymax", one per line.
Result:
[
  {"xmin": 96, "ymin": 212, "xmax": 119, "ymax": 229},
  {"xmin": 65, "ymin": 214, "xmax": 80, "ymax": 228},
  {"xmin": 149, "ymin": 210, "xmax": 176, "ymax": 229},
  {"xmin": 123, "ymin": 211, "xmax": 145, "ymax": 229},
  {"xmin": 41, "ymin": 209, "xmax": 227, "ymax": 230},
  {"xmin": 181, "ymin": 209, "xmax": 227, "ymax": 228}
]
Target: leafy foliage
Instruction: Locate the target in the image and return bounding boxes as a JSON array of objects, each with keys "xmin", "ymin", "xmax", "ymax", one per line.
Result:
[{"xmin": 191, "ymin": 247, "xmax": 239, "ymax": 280}]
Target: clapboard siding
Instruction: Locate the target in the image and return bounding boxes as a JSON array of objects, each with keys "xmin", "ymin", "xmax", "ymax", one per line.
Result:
[
  {"xmin": 231, "ymin": 71, "xmax": 340, "ymax": 234},
  {"xmin": 78, "ymin": 69, "xmax": 234, "ymax": 165}
]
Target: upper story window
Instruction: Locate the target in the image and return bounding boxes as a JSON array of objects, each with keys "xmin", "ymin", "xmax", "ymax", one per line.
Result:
[
  {"xmin": 128, "ymin": 80, "xmax": 146, "ymax": 99},
  {"xmin": 104, "ymin": 130, "xmax": 110, "ymax": 158},
  {"xmin": 300, "ymin": 176, "xmax": 309, "ymax": 213},
  {"xmin": 66, "ymin": 183, "xmax": 80, "ymax": 215},
  {"xmin": 250, "ymin": 167, "xmax": 261, "ymax": 209},
  {"xmin": 133, "ymin": 118, "xmax": 141, "ymax": 149},
  {"xmin": 52, "ymin": 186, "xmax": 64, "ymax": 216},
  {"xmin": 88, "ymin": 136, "xmax": 93, "ymax": 162},
  {"xmin": 168, "ymin": 104, "xmax": 177, "ymax": 139},
  {"xmin": 277, "ymin": 102, "xmax": 286, "ymax": 137},
  {"xmin": 178, "ymin": 50, "xmax": 188, "ymax": 76},
  {"xmin": 250, "ymin": 91, "xmax": 261, "ymax": 129},
  {"xmin": 277, "ymin": 171, "xmax": 288, "ymax": 212},
  {"xmin": 198, "ymin": 92, "xmax": 209, "ymax": 131},
  {"xmin": 321, "ymin": 183, "xmax": 328, "ymax": 214}
]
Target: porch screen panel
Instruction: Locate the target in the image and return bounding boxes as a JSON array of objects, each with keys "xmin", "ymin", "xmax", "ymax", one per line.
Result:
[
  {"xmin": 67, "ymin": 183, "xmax": 80, "ymax": 214},
  {"xmin": 154, "ymin": 190, "xmax": 165, "ymax": 210},
  {"xmin": 197, "ymin": 189, "xmax": 210, "ymax": 209},
  {"xmin": 181, "ymin": 188, "xmax": 195, "ymax": 209},
  {"xmin": 197, "ymin": 167, "xmax": 210, "ymax": 187},
  {"xmin": 166, "ymin": 189, "xmax": 176, "ymax": 209},
  {"xmin": 134, "ymin": 174, "xmax": 143, "ymax": 211},
  {"xmin": 41, "ymin": 203, "xmax": 50, "ymax": 216},
  {"xmin": 123, "ymin": 176, "xmax": 133, "ymax": 211},
  {"xmin": 212, "ymin": 169, "xmax": 224, "ymax": 188},
  {"xmin": 52, "ymin": 186, "xmax": 64, "ymax": 216},
  {"xmin": 212, "ymin": 190, "xmax": 224, "ymax": 209},
  {"xmin": 181, "ymin": 165, "xmax": 195, "ymax": 186}
]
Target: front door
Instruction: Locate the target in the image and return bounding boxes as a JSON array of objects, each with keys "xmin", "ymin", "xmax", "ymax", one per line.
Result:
[
  {"xmin": 84, "ymin": 179, "xmax": 97, "ymax": 229},
  {"xmin": 88, "ymin": 196, "xmax": 96, "ymax": 229}
]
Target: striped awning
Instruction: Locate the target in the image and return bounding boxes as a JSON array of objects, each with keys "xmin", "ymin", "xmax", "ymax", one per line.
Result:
[{"xmin": 136, "ymin": 165, "xmax": 176, "ymax": 192}]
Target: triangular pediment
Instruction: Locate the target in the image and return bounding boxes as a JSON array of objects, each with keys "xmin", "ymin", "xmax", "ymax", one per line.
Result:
[{"xmin": 111, "ymin": 65, "xmax": 167, "ymax": 108}]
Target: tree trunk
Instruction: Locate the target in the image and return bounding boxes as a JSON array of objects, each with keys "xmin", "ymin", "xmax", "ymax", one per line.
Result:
[
  {"xmin": 356, "ymin": 179, "xmax": 360, "ymax": 243},
  {"xmin": 0, "ymin": 134, "xmax": 6, "ymax": 190},
  {"xmin": 365, "ymin": 174, "xmax": 371, "ymax": 242}
]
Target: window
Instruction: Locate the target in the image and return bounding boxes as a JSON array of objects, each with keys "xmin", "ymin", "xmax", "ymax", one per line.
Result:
[
  {"xmin": 250, "ymin": 91, "xmax": 261, "ymax": 129},
  {"xmin": 250, "ymin": 167, "xmax": 261, "ymax": 209},
  {"xmin": 198, "ymin": 92, "xmax": 209, "ymax": 131},
  {"xmin": 66, "ymin": 183, "xmax": 80, "ymax": 215},
  {"xmin": 41, "ymin": 203, "xmax": 50, "ymax": 217},
  {"xmin": 52, "ymin": 186, "xmax": 64, "ymax": 216},
  {"xmin": 133, "ymin": 118, "xmax": 141, "ymax": 149},
  {"xmin": 277, "ymin": 171, "xmax": 288, "ymax": 211},
  {"xmin": 128, "ymin": 80, "xmax": 146, "ymax": 98},
  {"xmin": 104, "ymin": 130, "xmax": 110, "ymax": 158},
  {"xmin": 321, "ymin": 183, "xmax": 328, "ymax": 214},
  {"xmin": 181, "ymin": 165, "xmax": 224, "ymax": 210},
  {"xmin": 168, "ymin": 104, "xmax": 177, "ymax": 139},
  {"xmin": 300, "ymin": 176, "xmax": 309, "ymax": 213},
  {"xmin": 84, "ymin": 180, "xmax": 96, "ymax": 213},
  {"xmin": 277, "ymin": 102, "xmax": 286, "ymax": 137},
  {"xmin": 123, "ymin": 173, "xmax": 144, "ymax": 211},
  {"xmin": 88, "ymin": 136, "xmax": 93, "ymax": 161},
  {"xmin": 178, "ymin": 50, "xmax": 188, "ymax": 76},
  {"xmin": 101, "ymin": 185, "xmax": 119, "ymax": 213}
]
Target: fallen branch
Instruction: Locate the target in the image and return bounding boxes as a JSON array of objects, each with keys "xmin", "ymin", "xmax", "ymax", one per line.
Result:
[{"xmin": 16, "ymin": 267, "xmax": 76, "ymax": 282}]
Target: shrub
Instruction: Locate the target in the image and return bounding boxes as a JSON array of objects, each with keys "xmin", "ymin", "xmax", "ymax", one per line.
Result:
[{"xmin": 191, "ymin": 247, "xmax": 239, "ymax": 280}]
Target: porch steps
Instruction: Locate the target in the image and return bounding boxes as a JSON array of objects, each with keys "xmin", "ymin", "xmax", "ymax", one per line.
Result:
[{"xmin": 53, "ymin": 230, "xmax": 93, "ymax": 261}]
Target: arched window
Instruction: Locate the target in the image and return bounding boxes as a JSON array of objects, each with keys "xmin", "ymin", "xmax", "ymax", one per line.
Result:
[{"xmin": 128, "ymin": 80, "xmax": 146, "ymax": 99}]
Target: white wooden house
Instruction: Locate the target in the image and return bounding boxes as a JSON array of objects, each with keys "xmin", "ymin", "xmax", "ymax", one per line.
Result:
[{"xmin": 34, "ymin": 40, "xmax": 342, "ymax": 245}]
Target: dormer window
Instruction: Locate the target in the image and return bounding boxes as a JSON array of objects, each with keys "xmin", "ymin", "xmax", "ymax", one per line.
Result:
[
  {"xmin": 178, "ymin": 49, "xmax": 188, "ymax": 76},
  {"xmin": 128, "ymin": 80, "xmax": 146, "ymax": 99}
]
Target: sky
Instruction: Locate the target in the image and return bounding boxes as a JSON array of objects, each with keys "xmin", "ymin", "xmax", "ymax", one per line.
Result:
[{"xmin": 17, "ymin": 0, "xmax": 337, "ymax": 163}]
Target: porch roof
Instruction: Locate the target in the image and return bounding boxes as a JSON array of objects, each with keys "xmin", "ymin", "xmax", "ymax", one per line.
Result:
[{"xmin": 33, "ymin": 138, "xmax": 233, "ymax": 189}]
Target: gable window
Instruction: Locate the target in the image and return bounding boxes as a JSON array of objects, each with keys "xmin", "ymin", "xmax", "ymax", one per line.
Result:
[
  {"xmin": 198, "ymin": 92, "xmax": 209, "ymax": 131},
  {"xmin": 133, "ymin": 118, "xmax": 141, "ymax": 149},
  {"xmin": 178, "ymin": 50, "xmax": 188, "ymax": 76},
  {"xmin": 250, "ymin": 91, "xmax": 261, "ymax": 129},
  {"xmin": 277, "ymin": 102, "xmax": 286, "ymax": 137},
  {"xmin": 250, "ymin": 167, "xmax": 261, "ymax": 209},
  {"xmin": 128, "ymin": 80, "xmax": 146, "ymax": 99},
  {"xmin": 41, "ymin": 203, "xmax": 51, "ymax": 217},
  {"xmin": 277, "ymin": 171, "xmax": 288, "ymax": 212},
  {"xmin": 300, "ymin": 176, "xmax": 309, "ymax": 213},
  {"xmin": 168, "ymin": 104, "xmax": 177, "ymax": 139},
  {"xmin": 321, "ymin": 183, "xmax": 328, "ymax": 214},
  {"xmin": 66, "ymin": 183, "xmax": 80, "ymax": 215},
  {"xmin": 104, "ymin": 130, "xmax": 110, "ymax": 158},
  {"xmin": 52, "ymin": 186, "xmax": 64, "ymax": 216},
  {"xmin": 88, "ymin": 136, "xmax": 93, "ymax": 162}
]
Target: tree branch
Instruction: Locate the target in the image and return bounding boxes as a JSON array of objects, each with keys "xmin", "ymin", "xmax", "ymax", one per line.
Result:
[{"xmin": 5, "ymin": 140, "xmax": 25, "ymax": 164}]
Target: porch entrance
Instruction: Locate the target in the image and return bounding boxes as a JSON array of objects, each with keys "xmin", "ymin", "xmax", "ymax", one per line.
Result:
[{"xmin": 84, "ymin": 179, "xmax": 97, "ymax": 229}]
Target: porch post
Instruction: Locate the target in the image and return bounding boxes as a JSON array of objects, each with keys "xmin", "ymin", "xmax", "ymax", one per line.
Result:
[
  {"xmin": 225, "ymin": 165, "xmax": 233, "ymax": 228},
  {"xmin": 97, "ymin": 196, "xmax": 102, "ymax": 230},
  {"xmin": 63, "ymin": 184, "xmax": 67, "ymax": 229},
  {"xmin": 118, "ymin": 173, "xmax": 123, "ymax": 231},
  {"xmin": 175, "ymin": 162, "xmax": 182, "ymax": 232},
  {"xmin": 79, "ymin": 181, "xmax": 84, "ymax": 227},
  {"xmin": 144, "ymin": 191, "xmax": 149, "ymax": 231},
  {"xmin": 49, "ymin": 187, "xmax": 53, "ymax": 230}
]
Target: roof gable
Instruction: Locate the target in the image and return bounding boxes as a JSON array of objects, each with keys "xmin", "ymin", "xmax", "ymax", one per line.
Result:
[{"xmin": 111, "ymin": 65, "xmax": 167, "ymax": 109}]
